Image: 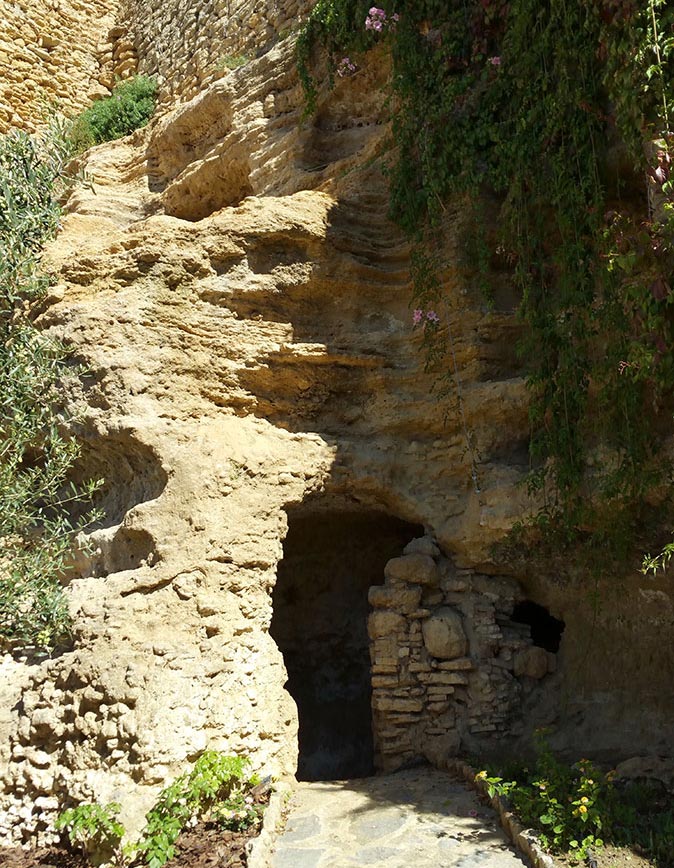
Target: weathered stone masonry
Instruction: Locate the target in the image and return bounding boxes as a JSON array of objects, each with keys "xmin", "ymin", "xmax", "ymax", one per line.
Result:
[
  {"xmin": 369, "ymin": 537, "xmax": 558, "ymax": 771},
  {"xmin": 0, "ymin": 0, "xmax": 137, "ymax": 134},
  {"xmin": 121, "ymin": 0, "xmax": 313, "ymax": 103}
]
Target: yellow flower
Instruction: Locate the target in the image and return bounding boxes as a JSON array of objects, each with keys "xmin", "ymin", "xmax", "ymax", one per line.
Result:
[
  {"xmin": 580, "ymin": 797, "xmax": 589, "ymax": 804},
  {"xmin": 476, "ymin": 770, "xmax": 488, "ymax": 780},
  {"xmin": 579, "ymin": 805, "xmax": 588, "ymax": 814},
  {"xmin": 586, "ymin": 779, "xmax": 594, "ymax": 785}
]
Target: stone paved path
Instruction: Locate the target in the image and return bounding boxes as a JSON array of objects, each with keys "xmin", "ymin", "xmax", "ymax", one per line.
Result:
[{"xmin": 271, "ymin": 766, "xmax": 528, "ymax": 868}]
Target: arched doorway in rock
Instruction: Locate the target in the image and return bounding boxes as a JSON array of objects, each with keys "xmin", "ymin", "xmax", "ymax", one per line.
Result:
[{"xmin": 270, "ymin": 507, "xmax": 423, "ymax": 781}]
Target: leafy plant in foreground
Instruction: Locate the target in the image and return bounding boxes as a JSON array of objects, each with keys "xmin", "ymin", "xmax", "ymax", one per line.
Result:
[
  {"xmin": 478, "ymin": 733, "xmax": 674, "ymax": 866},
  {"xmin": 479, "ymin": 750, "xmax": 605, "ymax": 859},
  {"xmin": 0, "ymin": 121, "xmax": 101, "ymax": 650},
  {"xmin": 55, "ymin": 802, "xmax": 128, "ymax": 866},
  {"xmin": 54, "ymin": 753, "xmax": 266, "ymax": 868},
  {"xmin": 136, "ymin": 751, "xmax": 262, "ymax": 868}
]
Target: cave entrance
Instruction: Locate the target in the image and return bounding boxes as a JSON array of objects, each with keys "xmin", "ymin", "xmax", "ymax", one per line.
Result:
[
  {"xmin": 270, "ymin": 508, "xmax": 423, "ymax": 781},
  {"xmin": 511, "ymin": 600, "xmax": 565, "ymax": 652}
]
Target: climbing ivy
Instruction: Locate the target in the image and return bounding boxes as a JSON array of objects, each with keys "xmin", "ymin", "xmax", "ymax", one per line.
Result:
[{"xmin": 297, "ymin": 0, "xmax": 674, "ymax": 566}]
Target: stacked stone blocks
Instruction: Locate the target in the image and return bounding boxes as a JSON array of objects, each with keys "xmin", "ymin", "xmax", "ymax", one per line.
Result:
[{"xmin": 368, "ymin": 537, "xmax": 558, "ymax": 770}]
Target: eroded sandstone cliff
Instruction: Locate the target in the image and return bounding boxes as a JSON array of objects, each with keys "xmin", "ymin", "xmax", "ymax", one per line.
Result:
[{"xmin": 1, "ymin": 0, "xmax": 673, "ymax": 848}]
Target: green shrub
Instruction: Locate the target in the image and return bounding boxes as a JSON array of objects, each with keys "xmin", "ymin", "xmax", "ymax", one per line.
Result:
[
  {"xmin": 480, "ymin": 734, "xmax": 674, "ymax": 866},
  {"xmin": 0, "ymin": 121, "xmax": 101, "ymax": 650},
  {"xmin": 136, "ymin": 752, "xmax": 262, "ymax": 868},
  {"xmin": 54, "ymin": 753, "xmax": 265, "ymax": 868},
  {"xmin": 70, "ymin": 76, "xmax": 158, "ymax": 150},
  {"xmin": 216, "ymin": 53, "xmax": 250, "ymax": 71},
  {"xmin": 55, "ymin": 802, "xmax": 127, "ymax": 866}
]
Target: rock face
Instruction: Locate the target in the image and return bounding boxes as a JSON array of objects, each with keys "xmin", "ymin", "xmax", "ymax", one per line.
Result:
[{"xmin": 1, "ymin": 0, "xmax": 674, "ymax": 849}]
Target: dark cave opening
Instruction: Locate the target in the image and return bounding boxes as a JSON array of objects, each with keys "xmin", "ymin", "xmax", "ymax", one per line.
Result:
[
  {"xmin": 511, "ymin": 600, "xmax": 565, "ymax": 653},
  {"xmin": 270, "ymin": 508, "xmax": 423, "ymax": 782}
]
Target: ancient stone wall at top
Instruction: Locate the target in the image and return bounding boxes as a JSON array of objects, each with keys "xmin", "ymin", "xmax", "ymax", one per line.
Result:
[
  {"xmin": 0, "ymin": 0, "xmax": 139, "ymax": 133},
  {"xmin": 120, "ymin": 0, "xmax": 314, "ymax": 103}
]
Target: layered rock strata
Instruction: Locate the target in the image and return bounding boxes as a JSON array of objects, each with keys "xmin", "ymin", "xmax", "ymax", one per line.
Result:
[{"xmin": 0, "ymin": 4, "xmax": 673, "ymax": 850}]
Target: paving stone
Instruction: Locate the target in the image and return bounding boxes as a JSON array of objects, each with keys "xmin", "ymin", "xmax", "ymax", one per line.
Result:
[
  {"xmin": 271, "ymin": 767, "xmax": 527, "ymax": 868},
  {"xmin": 350, "ymin": 807, "xmax": 408, "ymax": 842},
  {"xmin": 353, "ymin": 845, "xmax": 404, "ymax": 863},
  {"xmin": 272, "ymin": 846, "xmax": 325, "ymax": 868},
  {"xmin": 280, "ymin": 813, "xmax": 321, "ymax": 842}
]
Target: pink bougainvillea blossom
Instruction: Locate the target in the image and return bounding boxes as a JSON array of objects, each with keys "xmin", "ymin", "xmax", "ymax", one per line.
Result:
[
  {"xmin": 412, "ymin": 308, "xmax": 424, "ymax": 324},
  {"xmin": 365, "ymin": 7, "xmax": 398, "ymax": 33},
  {"xmin": 366, "ymin": 7, "xmax": 386, "ymax": 30},
  {"xmin": 337, "ymin": 56, "xmax": 357, "ymax": 77}
]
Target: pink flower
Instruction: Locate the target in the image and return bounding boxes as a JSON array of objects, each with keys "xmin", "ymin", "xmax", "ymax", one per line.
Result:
[
  {"xmin": 337, "ymin": 57, "xmax": 356, "ymax": 77},
  {"xmin": 489, "ymin": 56, "xmax": 501, "ymax": 66},
  {"xmin": 412, "ymin": 309, "xmax": 424, "ymax": 324},
  {"xmin": 366, "ymin": 7, "xmax": 387, "ymax": 31},
  {"xmin": 426, "ymin": 310, "xmax": 440, "ymax": 323}
]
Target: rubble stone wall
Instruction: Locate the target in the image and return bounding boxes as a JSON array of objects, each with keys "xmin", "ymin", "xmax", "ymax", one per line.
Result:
[{"xmin": 369, "ymin": 537, "xmax": 558, "ymax": 770}]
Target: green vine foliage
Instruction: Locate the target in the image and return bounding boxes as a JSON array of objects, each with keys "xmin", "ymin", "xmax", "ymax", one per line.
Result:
[
  {"xmin": 298, "ymin": 0, "xmax": 674, "ymax": 566},
  {"xmin": 0, "ymin": 121, "xmax": 101, "ymax": 650}
]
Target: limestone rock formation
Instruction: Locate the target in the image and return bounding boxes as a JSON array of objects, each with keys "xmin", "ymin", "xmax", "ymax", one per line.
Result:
[{"xmin": 1, "ymin": 0, "xmax": 674, "ymax": 850}]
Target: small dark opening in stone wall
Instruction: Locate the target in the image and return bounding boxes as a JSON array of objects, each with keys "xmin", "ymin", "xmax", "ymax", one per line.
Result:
[
  {"xmin": 511, "ymin": 600, "xmax": 565, "ymax": 653},
  {"xmin": 270, "ymin": 507, "xmax": 423, "ymax": 782}
]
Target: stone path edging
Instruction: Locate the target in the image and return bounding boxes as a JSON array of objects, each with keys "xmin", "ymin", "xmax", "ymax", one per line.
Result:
[
  {"xmin": 247, "ymin": 782, "xmax": 292, "ymax": 868},
  {"xmin": 444, "ymin": 759, "xmax": 556, "ymax": 868}
]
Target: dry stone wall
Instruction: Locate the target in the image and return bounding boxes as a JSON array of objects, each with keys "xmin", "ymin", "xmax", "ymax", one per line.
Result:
[
  {"xmin": 0, "ymin": 0, "xmax": 138, "ymax": 133},
  {"xmin": 369, "ymin": 537, "xmax": 558, "ymax": 771}
]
